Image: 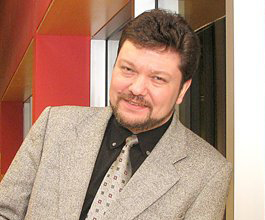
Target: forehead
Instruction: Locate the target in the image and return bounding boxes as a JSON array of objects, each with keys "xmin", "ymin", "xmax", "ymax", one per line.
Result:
[
  {"xmin": 119, "ymin": 39, "xmax": 177, "ymax": 56},
  {"xmin": 117, "ymin": 40, "xmax": 181, "ymax": 73}
]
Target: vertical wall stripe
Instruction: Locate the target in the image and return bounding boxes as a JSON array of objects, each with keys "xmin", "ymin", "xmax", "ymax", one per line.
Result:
[{"xmin": 90, "ymin": 40, "xmax": 106, "ymax": 107}]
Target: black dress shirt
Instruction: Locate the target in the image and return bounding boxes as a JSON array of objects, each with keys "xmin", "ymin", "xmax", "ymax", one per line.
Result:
[{"xmin": 79, "ymin": 114, "xmax": 173, "ymax": 220}]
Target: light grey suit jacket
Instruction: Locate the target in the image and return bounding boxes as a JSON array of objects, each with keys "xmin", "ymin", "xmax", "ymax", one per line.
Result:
[{"xmin": 0, "ymin": 106, "xmax": 232, "ymax": 220}]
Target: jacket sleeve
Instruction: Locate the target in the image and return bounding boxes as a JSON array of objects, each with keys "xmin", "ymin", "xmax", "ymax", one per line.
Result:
[
  {"xmin": 184, "ymin": 162, "xmax": 233, "ymax": 220},
  {"xmin": 0, "ymin": 107, "xmax": 51, "ymax": 220}
]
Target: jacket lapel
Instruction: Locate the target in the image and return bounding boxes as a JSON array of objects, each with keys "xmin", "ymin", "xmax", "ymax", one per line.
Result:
[
  {"xmin": 58, "ymin": 107, "xmax": 112, "ymax": 220},
  {"xmin": 105, "ymin": 115, "xmax": 187, "ymax": 220}
]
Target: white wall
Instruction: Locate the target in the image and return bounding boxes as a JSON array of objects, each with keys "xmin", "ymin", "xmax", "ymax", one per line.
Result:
[
  {"xmin": 158, "ymin": 0, "xmax": 178, "ymax": 12},
  {"xmin": 134, "ymin": 0, "xmax": 156, "ymax": 17},
  {"xmin": 233, "ymin": 0, "xmax": 265, "ymax": 219}
]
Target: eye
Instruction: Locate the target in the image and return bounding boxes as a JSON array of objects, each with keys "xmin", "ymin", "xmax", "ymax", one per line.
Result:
[
  {"xmin": 120, "ymin": 65, "xmax": 135, "ymax": 76},
  {"xmin": 122, "ymin": 66, "xmax": 133, "ymax": 72},
  {"xmin": 152, "ymin": 76, "xmax": 167, "ymax": 83}
]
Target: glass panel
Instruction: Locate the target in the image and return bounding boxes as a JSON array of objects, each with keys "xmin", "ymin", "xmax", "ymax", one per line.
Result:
[{"xmin": 23, "ymin": 96, "xmax": 32, "ymax": 139}]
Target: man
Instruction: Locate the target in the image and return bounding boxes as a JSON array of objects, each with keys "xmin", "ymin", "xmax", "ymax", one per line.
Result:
[{"xmin": 0, "ymin": 9, "xmax": 232, "ymax": 220}]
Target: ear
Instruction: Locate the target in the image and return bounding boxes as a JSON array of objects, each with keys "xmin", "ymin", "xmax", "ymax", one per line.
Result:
[{"xmin": 176, "ymin": 79, "xmax": 192, "ymax": 104}]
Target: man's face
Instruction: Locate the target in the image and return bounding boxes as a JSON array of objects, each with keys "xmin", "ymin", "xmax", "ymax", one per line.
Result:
[{"xmin": 109, "ymin": 40, "xmax": 191, "ymax": 133}]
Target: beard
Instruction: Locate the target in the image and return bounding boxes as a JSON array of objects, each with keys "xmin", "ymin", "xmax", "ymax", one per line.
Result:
[{"xmin": 110, "ymin": 93, "xmax": 175, "ymax": 133}]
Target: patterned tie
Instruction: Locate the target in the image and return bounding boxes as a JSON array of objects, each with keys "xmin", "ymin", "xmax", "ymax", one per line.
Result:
[{"xmin": 86, "ymin": 135, "xmax": 138, "ymax": 220}]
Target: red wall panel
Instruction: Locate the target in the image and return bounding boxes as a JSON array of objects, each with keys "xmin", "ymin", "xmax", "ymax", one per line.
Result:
[
  {"xmin": 0, "ymin": 0, "xmax": 52, "ymax": 99},
  {"xmin": 0, "ymin": 0, "xmax": 52, "ymax": 175},
  {"xmin": 0, "ymin": 102, "xmax": 23, "ymax": 174},
  {"xmin": 33, "ymin": 35, "xmax": 90, "ymax": 121}
]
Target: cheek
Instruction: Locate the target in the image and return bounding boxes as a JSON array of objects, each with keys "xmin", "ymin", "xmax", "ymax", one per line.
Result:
[
  {"xmin": 110, "ymin": 75, "xmax": 129, "ymax": 101},
  {"xmin": 151, "ymin": 88, "xmax": 178, "ymax": 109},
  {"xmin": 110, "ymin": 74, "xmax": 120, "ymax": 92},
  {"xmin": 112, "ymin": 75, "xmax": 131, "ymax": 93}
]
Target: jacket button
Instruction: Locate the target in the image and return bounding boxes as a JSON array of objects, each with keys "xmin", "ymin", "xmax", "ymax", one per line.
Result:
[
  {"xmin": 177, "ymin": 213, "xmax": 185, "ymax": 219},
  {"xmin": 146, "ymin": 150, "xmax": 151, "ymax": 156}
]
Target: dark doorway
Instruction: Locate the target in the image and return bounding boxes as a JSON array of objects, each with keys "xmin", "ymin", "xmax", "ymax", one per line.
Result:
[{"xmin": 180, "ymin": 18, "xmax": 226, "ymax": 157}]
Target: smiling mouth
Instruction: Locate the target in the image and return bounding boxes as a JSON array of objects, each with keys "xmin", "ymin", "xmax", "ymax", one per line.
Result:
[
  {"xmin": 127, "ymin": 100, "xmax": 147, "ymax": 107},
  {"xmin": 123, "ymin": 98, "xmax": 152, "ymax": 110},
  {"xmin": 118, "ymin": 93, "xmax": 151, "ymax": 109}
]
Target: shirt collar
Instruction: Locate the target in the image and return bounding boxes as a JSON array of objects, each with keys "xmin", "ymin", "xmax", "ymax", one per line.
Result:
[
  {"xmin": 109, "ymin": 114, "xmax": 173, "ymax": 155},
  {"xmin": 136, "ymin": 115, "xmax": 173, "ymax": 155},
  {"xmin": 109, "ymin": 116, "xmax": 132, "ymax": 149}
]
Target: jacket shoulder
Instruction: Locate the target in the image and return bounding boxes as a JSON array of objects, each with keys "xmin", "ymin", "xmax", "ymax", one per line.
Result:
[
  {"xmin": 35, "ymin": 106, "xmax": 111, "ymax": 134},
  {"xmin": 43, "ymin": 105, "xmax": 110, "ymax": 121},
  {"xmin": 180, "ymin": 122, "xmax": 231, "ymax": 173},
  {"xmin": 50, "ymin": 105, "xmax": 108, "ymax": 115}
]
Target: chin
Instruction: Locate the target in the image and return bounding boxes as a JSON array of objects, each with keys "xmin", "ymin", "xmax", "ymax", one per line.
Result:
[{"xmin": 119, "ymin": 113, "xmax": 149, "ymax": 126}]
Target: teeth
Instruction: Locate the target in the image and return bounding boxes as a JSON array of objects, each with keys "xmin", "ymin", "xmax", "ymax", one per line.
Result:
[{"xmin": 128, "ymin": 101, "xmax": 142, "ymax": 106}]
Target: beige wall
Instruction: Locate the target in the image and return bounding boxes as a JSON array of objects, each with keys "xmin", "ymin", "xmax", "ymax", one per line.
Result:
[
  {"xmin": 182, "ymin": 0, "xmax": 225, "ymax": 30},
  {"xmin": 226, "ymin": 0, "xmax": 234, "ymax": 219}
]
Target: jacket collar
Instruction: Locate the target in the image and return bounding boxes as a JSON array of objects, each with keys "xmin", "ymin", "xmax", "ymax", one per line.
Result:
[{"xmin": 58, "ymin": 107, "xmax": 113, "ymax": 219}]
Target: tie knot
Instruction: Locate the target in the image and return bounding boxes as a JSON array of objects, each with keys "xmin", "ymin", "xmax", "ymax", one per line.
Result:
[{"xmin": 125, "ymin": 135, "xmax": 138, "ymax": 147}]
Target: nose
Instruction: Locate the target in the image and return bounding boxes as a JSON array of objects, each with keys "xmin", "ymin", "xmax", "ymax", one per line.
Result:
[{"xmin": 128, "ymin": 75, "xmax": 147, "ymax": 96}]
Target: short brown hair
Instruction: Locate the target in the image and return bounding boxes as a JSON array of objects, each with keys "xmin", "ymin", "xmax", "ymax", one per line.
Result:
[{"xmin": 118, "ymin": 9, "xmax": 201, "ymax": 83}]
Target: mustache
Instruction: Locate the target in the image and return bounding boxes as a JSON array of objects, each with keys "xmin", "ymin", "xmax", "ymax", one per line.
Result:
[{"xmin": 118, "ymin": 93, "xmax": 152, "ymax": 108}]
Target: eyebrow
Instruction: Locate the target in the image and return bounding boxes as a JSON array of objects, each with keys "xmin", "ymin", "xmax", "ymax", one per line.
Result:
[
  {"xmin": 151, "ymin": 71, "xmax": 171, "ymax": 78},
  {"xmin": 118, "ymin": 59, "xmax": 135, "ymax": 67},
  {"xmin": 119, "ymin": 58, "xmax": 172, "ymax": 77}
]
